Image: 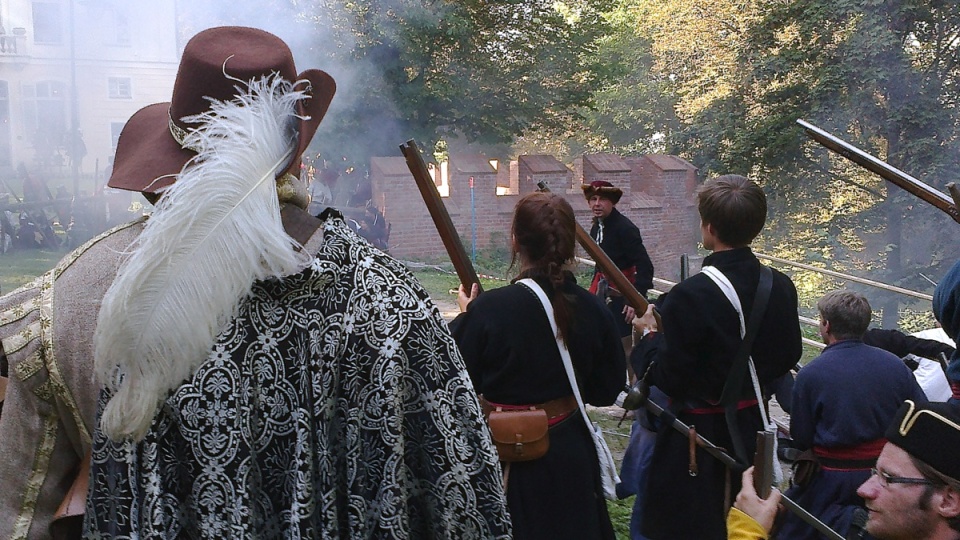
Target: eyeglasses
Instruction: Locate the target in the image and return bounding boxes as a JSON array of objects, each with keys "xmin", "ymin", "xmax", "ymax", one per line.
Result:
[{"xmin": 870, "ymin": 467, "xmax": 937, "ymax": 488}]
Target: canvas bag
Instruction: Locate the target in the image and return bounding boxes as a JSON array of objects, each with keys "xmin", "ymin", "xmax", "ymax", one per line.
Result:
[{"xmin": 518, "ymin": 278, "xmax": 620, "ymax": 500}]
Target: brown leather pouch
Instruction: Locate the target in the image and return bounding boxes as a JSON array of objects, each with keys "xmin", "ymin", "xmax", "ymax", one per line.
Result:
[
  {"xmin": 488, "ymin": 407, "xmax": 549, "ymax": 462},
  {"xmin": 790, "ymin": 449, "xmax": 820, "ymax": 488}
]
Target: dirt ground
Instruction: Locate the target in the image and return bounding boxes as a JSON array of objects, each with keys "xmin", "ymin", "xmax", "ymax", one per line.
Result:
[{"xmin": 434, "ymin": 297, "xmax": 461, "ymax": 321}]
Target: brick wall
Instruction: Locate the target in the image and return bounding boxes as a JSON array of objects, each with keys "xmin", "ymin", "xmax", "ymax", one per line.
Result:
[{"xmin": 373, "ymin": 152, "xmax": 700, "ymax": 282}]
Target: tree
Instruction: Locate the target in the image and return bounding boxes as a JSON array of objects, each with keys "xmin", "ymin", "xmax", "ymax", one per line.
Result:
[
  {"xmin": 740, "ymin": 0, "xmax": 960, "ymax": 326},
  {"xmin": 177, "ymin": 0, "xmax": 611, "ymax": 173},
  {"xmin": 612, "ymin": 0, "xmax": 960, "ymax": 327},
  {"xmin": 290, "ymin": 0, "xmax": 613, "ymax": 171}
]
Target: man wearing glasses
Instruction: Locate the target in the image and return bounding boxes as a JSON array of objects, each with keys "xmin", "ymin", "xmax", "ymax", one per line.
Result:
[
  {"xmin": 730, "ymin": 400, "xmax": 960, "ymax": 540},
  {"xmin": 855, "ymin": 400, "xmax": 960, "ymax": 540}
]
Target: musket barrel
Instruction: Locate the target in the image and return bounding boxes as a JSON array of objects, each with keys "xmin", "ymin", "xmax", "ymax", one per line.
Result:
[
  {"xmin": 401, "ymin": 140, "xmax": 483, "ymax": 293},
  {"xmin": 797, "ymin": 119, "xmax": 960, "ymax": 223}
]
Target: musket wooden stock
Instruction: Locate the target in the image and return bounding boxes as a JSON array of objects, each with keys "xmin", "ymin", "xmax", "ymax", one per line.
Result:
[
  {"xmin": 753, "ymin": 430, "xmax": 775, "ymax": 499},
  {"xmin": 535, "ymin": 181, "xmax": 650, "ymax": 315},
  {"xmin": 641, "ymin": 397, "xmax": 844, "ymax": 540},
  {"xmin": 400, "ymin": 140, "xmax": 483, "ymax": 293},
  {"xmin": 797, "ymin": 119, "xmax": 960, "ymax": 224}
]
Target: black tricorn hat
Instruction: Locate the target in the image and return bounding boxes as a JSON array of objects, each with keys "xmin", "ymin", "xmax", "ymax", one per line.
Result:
[
  {"xmin": 886, "ymin": 399, "xmax": 960, "ymax": 481},
  {"xmin": 581, "ymin": 180, "xmax": 623, "ymax": 204},
  {"xmin": 109, "ymin": 26, "xmax": 336, "ymax": 194}
]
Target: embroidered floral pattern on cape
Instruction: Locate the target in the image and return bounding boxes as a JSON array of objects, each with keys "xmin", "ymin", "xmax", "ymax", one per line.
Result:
[{"xmin": 83, "ymin": 216, "xmax": 511, "ymax": 539}]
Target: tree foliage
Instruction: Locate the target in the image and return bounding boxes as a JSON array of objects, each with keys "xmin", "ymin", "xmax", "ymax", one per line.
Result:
[
  {"xmin": 600, "ymin": 0, "xmax": 960, "ymax": 325},
  {"xmin": 287, "ymin": 0, "xmax": 613, "ymax": 169}
]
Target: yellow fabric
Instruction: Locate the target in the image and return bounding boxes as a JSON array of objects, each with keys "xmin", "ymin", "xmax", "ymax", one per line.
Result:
[{"xmin": 727, "ymin": 507, "xmax": 769, "ymax": 540}]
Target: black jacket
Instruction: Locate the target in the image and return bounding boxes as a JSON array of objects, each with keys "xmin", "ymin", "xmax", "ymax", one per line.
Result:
[
  {"xmin": 589, "ymin": 207, "xmax": 654, "ymax": 296},
  {"xmin": 634, "ymin": 247, "xmax": 802, "ymax": 402}
]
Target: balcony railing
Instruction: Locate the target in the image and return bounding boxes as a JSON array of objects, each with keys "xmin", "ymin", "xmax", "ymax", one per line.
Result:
[{"xmin": 0, "ymin": 30, "xmax": 27, "ymax": 57}]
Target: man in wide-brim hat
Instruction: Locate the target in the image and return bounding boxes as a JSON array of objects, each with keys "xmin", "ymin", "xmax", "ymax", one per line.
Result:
[
  {"xmin": 580, "ymin": 180, "xmax": 654, "ymax": 342},
  {"xmin": 72, "ymin": 26, "xmax": 511, "ymax": 538},
  {"xmin": 581, "ymin": 179, "xmax": 655, "ymax": 539}
]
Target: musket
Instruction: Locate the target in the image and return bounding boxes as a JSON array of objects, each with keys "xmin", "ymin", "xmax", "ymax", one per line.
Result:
[
  {"xmin": 535, "ymin": 181, "xmax": 650, "ymax": 315},
  {"xmin": 797, "ymin": 119, "xmax": 960, "ymax": 224},
  {"xmin": 753, "ymin": 430, "xmax": 775, "ymax": 499},
  {"xmin": 640, "ymin": 397, "xmax": 845, "ymax": 540},
  {"xmin": 400, "ymin": 140, "xmax": 483, "ymax": 293}
]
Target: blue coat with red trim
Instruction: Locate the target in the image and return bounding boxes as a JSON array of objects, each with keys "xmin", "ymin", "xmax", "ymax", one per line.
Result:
[{"xmin": 781, "ymin": 339, "xmax": 927, "ymax": 540}]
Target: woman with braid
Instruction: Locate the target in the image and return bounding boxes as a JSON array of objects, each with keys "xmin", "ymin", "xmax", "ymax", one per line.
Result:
[{"xmin": 450, "ymin": 192, "xmax": 626, "ymax": 540}]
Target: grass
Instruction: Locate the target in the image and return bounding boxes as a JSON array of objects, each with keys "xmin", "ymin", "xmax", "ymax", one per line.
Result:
[{"xmin": 0, "ymin": 249, "xmax": 64, "ymax": 293}]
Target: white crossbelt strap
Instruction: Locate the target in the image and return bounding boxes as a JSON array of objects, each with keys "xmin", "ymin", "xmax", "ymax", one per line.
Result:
[
  {"xmin": 517, "ymin": 278, "xmax": 620, "ymax": 486},
  {"xmin": 700, "ymin": 266, "xmax": 770, "ymax": 429}
]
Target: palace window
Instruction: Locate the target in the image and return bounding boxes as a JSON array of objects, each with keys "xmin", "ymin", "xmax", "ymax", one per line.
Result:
[
  {"xmin": 32, "ymin": 2, "xmax": 62, "ymax": 44},
  {"xmin": 108, "ymin": 77, "xmax": 132, "ymax": 99}
]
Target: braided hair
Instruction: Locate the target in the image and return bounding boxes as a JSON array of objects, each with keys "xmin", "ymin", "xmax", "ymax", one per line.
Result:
[{"xmin": 511, "ymin": 192, "xmax": 576, "ymax": 344}]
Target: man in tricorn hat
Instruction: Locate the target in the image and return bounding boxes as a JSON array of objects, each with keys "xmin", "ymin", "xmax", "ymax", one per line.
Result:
[
  {"xmin": 856, "ymin": 400, "xmax": 960, "ymax": 539},
  {"xmin": 581, "ymin": 180, "xmax": 654, "ymax": 346},
  {"xmin": 72, "ymin": 26, "xmax": 509, "ymax": 538},
  {"xmin": 581, "ymin": 180, "xmax": 655, "ymax": 539},
  {"xmin": 728, "ymin": 400, "xmax": 960, "ymax": 540}
]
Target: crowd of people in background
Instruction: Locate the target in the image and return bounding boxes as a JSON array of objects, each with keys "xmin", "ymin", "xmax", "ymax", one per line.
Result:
[{"xmin": 0, "ymin": 163, "xmax": 137, "ymax": 254}]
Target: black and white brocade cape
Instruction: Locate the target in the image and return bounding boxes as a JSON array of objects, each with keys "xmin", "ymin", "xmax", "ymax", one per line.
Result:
[{"xmin": 82, "ymin": 216, "xmax": 511, "ymax": 539}]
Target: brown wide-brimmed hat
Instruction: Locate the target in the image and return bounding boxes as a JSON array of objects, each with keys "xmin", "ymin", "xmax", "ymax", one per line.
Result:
[
  {"xmin": 109, "ymin": 26, "xmax": 337, "ymax": 194},
  {"xmin": 581, "ymin": 180, "xmax": 623, "ymax": 204}
]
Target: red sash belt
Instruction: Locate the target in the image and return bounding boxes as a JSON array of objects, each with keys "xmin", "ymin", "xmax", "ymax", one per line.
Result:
[
  {"xmin": 683, "ymin": 399, "xmax": 759, "ymax": 415},
  {"xmin": 951, "ymin": 381, "xmax": 960, "ymax": 401},
  {"xmin": 814, "ymin": 438, "xmax": 886, "ymax": 470},
  {"xmin": 589, "ymin": 266, "xmax": 637, "ymax": 296}
]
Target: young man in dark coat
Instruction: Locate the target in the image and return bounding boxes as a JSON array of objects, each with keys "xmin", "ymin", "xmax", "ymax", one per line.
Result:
[
  {"xmin": 630, "ymin": 174, "xmax": 802, "ymax": 540},
  {"xmin": 780, "ymin": 290, "xmax": 926, "ymax": 539}
]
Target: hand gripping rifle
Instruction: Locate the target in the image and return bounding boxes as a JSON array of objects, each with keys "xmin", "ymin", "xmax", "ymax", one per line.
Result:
[
  {"xmin": 400, "ymin": 140, "xmax": 483, "ymax": 293},
  {"xmin": 797, "ymin": 119, "xmax": 960, "ymax": 224},
  {"xmin": 643, "ymin": 398, "xmax": 845, "ymax": 540}
]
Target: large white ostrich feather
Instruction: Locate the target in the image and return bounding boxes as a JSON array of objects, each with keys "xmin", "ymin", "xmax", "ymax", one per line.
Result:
[{"xmin": 95, "ymin": 75, "xmax": 312, "ymax": 441}]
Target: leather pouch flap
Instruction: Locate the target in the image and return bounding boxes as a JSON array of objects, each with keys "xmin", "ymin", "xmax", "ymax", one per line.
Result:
[{"xmin": 488, "ymin": 408, "xmax": 548, "ymax": 443}]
